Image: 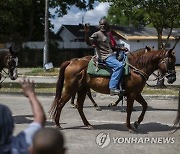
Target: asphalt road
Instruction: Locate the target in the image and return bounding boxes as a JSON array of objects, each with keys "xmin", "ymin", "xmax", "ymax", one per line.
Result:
[{"xmin": 0, "ymin": 93, "xmax": 179, "ymax": 154}]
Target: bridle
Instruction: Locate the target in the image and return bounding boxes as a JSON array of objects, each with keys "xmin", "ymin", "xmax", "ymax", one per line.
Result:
[
  {"xmin": 157, "ymin": 56, "xmax": 176, "ymax": 82},
  {"xmin": 7, "ymin": 55, "xmax": 18, "ymax": 71},
  {"xmin": 0, "ymin": 55, "xmax": 18, "ymax": 84}
]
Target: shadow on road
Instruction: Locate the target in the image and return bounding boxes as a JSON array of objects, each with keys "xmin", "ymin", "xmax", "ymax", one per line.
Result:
[
  {"xmin": 54, "ymin": 122, "xmax": 175, "ymax": 134},
  {"xmin": 13, "ymin": 115, "xmax": 64, "ymax": 126},
  {"xmin": 82, "ymin": 105, "xmax": 177, "ymax": 112}
]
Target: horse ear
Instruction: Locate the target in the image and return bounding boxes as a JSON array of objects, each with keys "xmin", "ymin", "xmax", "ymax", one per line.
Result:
[
  {"xmin": 9, "ymin": 46, "xmax": 14, "ymax": 55},
  {"xmin": 145, "ymin": 46, "xmax": 151, "ymax": 51},
  {"xmin": 9, "ymin": 46, "xmax": 19, "ymax": 55},
  {"xmin": 166, "ymin": 48, "xmax": 173, "ymax": 57}
]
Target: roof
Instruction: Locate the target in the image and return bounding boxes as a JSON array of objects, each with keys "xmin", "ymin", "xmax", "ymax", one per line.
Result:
[
  {"xmin": 56, "ymin": 24, "xmax": 180, "ymax": 41},
  {"xmin": 56, "ymin": 24, "xmax": 99, "ymax": 38},
  {"xmin": 112, "ymin": 26, "xmax": 179, "ymax": 40}
]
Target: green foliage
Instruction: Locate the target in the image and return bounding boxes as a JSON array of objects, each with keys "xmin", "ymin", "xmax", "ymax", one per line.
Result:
[
  {"xmin": 0, "ymin": 0, "xmax": 47, "ymax": 42},
  {"xmin": 101, "ymin": 0, "xmax": 180, "ymax": 49},
  {"xmin": 101, "ymin": 0, "xmax": 180, "ymax": 28},
  {"xmin": 107, "ymin": 5, "xmax": 148, "ymax": 27},
  {"xmin": 50, "ymin": 0, "xmax": 97, "ymax": 17},
  {"xmin": 0, "ymin": 0, "xmax": 97, "ymax": 42}
]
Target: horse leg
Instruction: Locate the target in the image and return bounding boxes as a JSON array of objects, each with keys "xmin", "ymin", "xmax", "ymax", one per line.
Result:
[
  {"xmin": 87, "ymin": 89, "xmax": 102, "ymax": 111},
  {"xmin": 70, "ymin": 93, "xmax": 77, "ymax": 108},
  {"xmin": 126, "ymin": 96, "xmax": 135, "ymax": 133},
  {"xmin": 76, "ymin": 89, "xmax": 93, "ymax": 129},
  {"xmin": 0, "ymin": 73, "xmax": 2, "ymax": 88},
  {"xmin": 108, "ymin": 95, "xmax": 123, "ymax": 107},
  {"xmin": 54, "ymin": 94, "xmax": 72, "ymax": 129},
  {"xmin": 134, "ymin": 94, "xmax": 147, "ymax": 129}
]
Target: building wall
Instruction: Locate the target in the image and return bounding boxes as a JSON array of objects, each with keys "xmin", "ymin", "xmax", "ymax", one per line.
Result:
[
  {"xmin": 120, "ymin": 39, "xmax": 180, "ymax": 64},
  {"xmin": 59, "ymin": 28, "xmax": 75, "ymax": 42},
  {"xmin": 174, "ymin": 43, "xmax": 180, "ymax": 65},
  {"xmin": 57, "ymin": 42, "xmax": 91, "ymax": 49},
  {"xmin": 128, "ymin": 40, "xmax": 158, "ymax": 51}
]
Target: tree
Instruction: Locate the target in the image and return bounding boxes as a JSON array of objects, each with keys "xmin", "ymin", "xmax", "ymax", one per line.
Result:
[
  {"xmin": 101, "ymin": 0, "xmax": 180, "ymax": 87},
  {"xmin": 0, "ymin": 0, "xmax": 97, "ymax": 43},
  {"xmin": 101, "ymin": 0, "xmax": 180, "ymax": 47},
  {"xmin": 50, "ymin": 0, "xmax": 97, "ymax": 17},
  {"xmin": 139, "ymin": 0, "xmax": 180, "ymax": 87},
  {"xmin": 105, "ymin": 0, "xmax": 149, "ymax": 27},
  {"xmin": 0, "ymin": 0, "xmax": 46, "ymax": 42},
  {"xmin": 139, "ymin": 0, "xmax": 180, "ymax": 49}
]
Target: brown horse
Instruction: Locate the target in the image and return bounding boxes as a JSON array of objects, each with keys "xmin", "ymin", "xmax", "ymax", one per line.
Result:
[
  {"xmin": 50, "ymin": 48, "xmax": 177, "ymax": 132},
  {"xmin": 0, "ymin": 47, "xmax": 18, "ymax": 87},
  {"xmin": 70, "ymin": 46, "xmax": 154, "ymax": 109}
]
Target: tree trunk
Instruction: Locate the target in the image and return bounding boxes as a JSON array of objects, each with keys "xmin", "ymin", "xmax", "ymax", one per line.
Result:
[{"xmin": 156, "ymin": 29, "xmax": 166, "ymax": 88}]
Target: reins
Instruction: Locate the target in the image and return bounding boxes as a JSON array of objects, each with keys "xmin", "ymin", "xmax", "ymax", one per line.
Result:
[
  {"xmin": 126, "ymin": 62, "xmax": 149, "ymax": 81},
  {"xmin": 126, "ymin": 61, "xmax": 170, "ymax": 87},
  {"xmin": 0, "ymin": 69, "xmax": 9, "ymax": 84}
]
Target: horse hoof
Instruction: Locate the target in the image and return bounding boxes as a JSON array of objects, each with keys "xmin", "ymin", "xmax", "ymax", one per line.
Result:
[
  {"xmin": 134, "ymin": 121, "xmax": 139, "ymax": 129},
  {"xmin": 87, "ymin": 125, "xmax": 94, "ymax": 130},
  {"xmin": 95, "ymin": 106, "xmax": 102, "ymax": 111},
  {"xmin": 54, "ymin": 125, "xmax": 63, "ymax": 130},
  {"xmin": 71, "ymin": 104, "xmax": 77, "ymax": 108},
  {"xmin": 108, "ymin": 103, "xmax": 115, "ymax": 107},
  {"xmin": 108, "ymin": 103, "xmax": 112, "ymax": 107},
  {"xmin": 128, "ymin": 128, "xmax": 137, "ymax": 134}
]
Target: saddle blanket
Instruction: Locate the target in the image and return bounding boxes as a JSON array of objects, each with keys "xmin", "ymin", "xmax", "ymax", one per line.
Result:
[{"xmin": 87, "ymin": 57, "xmax": 130, "ymax": 77}]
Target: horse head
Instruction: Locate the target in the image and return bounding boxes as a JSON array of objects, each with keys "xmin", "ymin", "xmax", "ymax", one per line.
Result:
[
  {"xmin": 158, "ymin": 49, "xmax": 176, "ymax": 84},
  {"xmin": 6, "ymin": 47, "xmax": 18, "ymax": 80}
]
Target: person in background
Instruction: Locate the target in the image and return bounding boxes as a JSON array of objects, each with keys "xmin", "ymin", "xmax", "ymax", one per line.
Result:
[
  {"xmin": 84, "ymin": 17, "xmax": 128, "ymax": 96},
  {"xmin": 30, "ymin": 127, "xmax": 66, "ymax": 154},
  {"xmin": 0, "ymin": 77, "xmax": 46, "ymax": 154}
]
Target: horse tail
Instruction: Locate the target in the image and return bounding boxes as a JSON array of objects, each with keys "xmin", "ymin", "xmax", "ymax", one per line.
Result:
[
  {"xmin": 49, "ymin": 61, "xmax": 71, "ymax": 119},
  {"xmin": 173, "ymin": 88, "xmax": 180, "ymax": 127}
]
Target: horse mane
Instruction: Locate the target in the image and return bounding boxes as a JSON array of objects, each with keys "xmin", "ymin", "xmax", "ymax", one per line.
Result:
[
  {"xmin": 129, "ymin": 50, "xmax": 166, "ymax": 68},
  {"xmin": 128, "ymin": 46, "xmax": 153, "ymax": 58}
]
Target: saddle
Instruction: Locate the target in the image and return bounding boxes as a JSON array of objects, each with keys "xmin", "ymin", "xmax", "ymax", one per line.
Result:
[{"xmin": 87, "ymin": 56, "xmax": 130, "ymax": 77}]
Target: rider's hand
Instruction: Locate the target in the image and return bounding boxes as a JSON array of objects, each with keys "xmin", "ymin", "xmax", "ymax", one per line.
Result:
[
  {"xmin": 84, "ymin": 23, "xmax": 90, "ymax": 33},
  {"xmin": 121, "ymin": 47, "xmax": 129, "ymax": 52}
]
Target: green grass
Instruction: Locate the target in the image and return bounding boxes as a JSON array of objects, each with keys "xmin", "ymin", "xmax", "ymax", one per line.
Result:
[
  {"xmin": 0, "ymin": 82, "xmax": 179, "ymax": 95},
  {"xmin": 21, "ymin": 68, "xmax": 59, "ymax": 76},
  {"xmin": 142, "ymin": 85, "xmax": 179, "ymax": 95}
]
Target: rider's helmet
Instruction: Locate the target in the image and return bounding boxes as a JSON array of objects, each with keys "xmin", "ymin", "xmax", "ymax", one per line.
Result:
[{"xmin": 99, "ymin": 17, "xmax": 110, "ymax": 32}]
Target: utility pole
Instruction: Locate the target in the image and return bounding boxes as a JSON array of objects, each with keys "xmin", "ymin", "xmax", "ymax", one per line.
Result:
[
  {"xmin": 82, "ymin": 16, "xmax": 84, "ymax": 24},
  {"xmin": 43, "ymin": 0, "xmax": 49, "ymax": 70}
]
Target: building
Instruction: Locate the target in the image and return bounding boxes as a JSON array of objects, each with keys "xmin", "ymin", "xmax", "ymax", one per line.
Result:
[{"xmin": 56, "ymin": 25, "xmax": 180, "ymax": 64}]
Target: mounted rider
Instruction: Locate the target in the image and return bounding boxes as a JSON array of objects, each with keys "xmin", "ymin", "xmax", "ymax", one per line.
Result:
[{"xmin": 85, "ymin": 17, "xmax": 128, "ymax": 96}]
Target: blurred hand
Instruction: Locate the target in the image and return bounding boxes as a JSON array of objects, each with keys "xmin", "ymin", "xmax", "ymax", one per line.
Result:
[
  {"xmin": 84, "ymin": 23, "xmax": 90, "ymax": 33},
  {"xmin": 121, "ymin": 47, "xmax": 129, "ymax": 52},
  {"xmin": 19, "ymin": 77, "xmax": 35, "ymax": 97}
]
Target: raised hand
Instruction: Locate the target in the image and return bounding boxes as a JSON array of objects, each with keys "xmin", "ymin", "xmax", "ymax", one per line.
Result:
[{"xmin": 19, "ymin": 77, "xmax": 35, "ymax": 97}]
